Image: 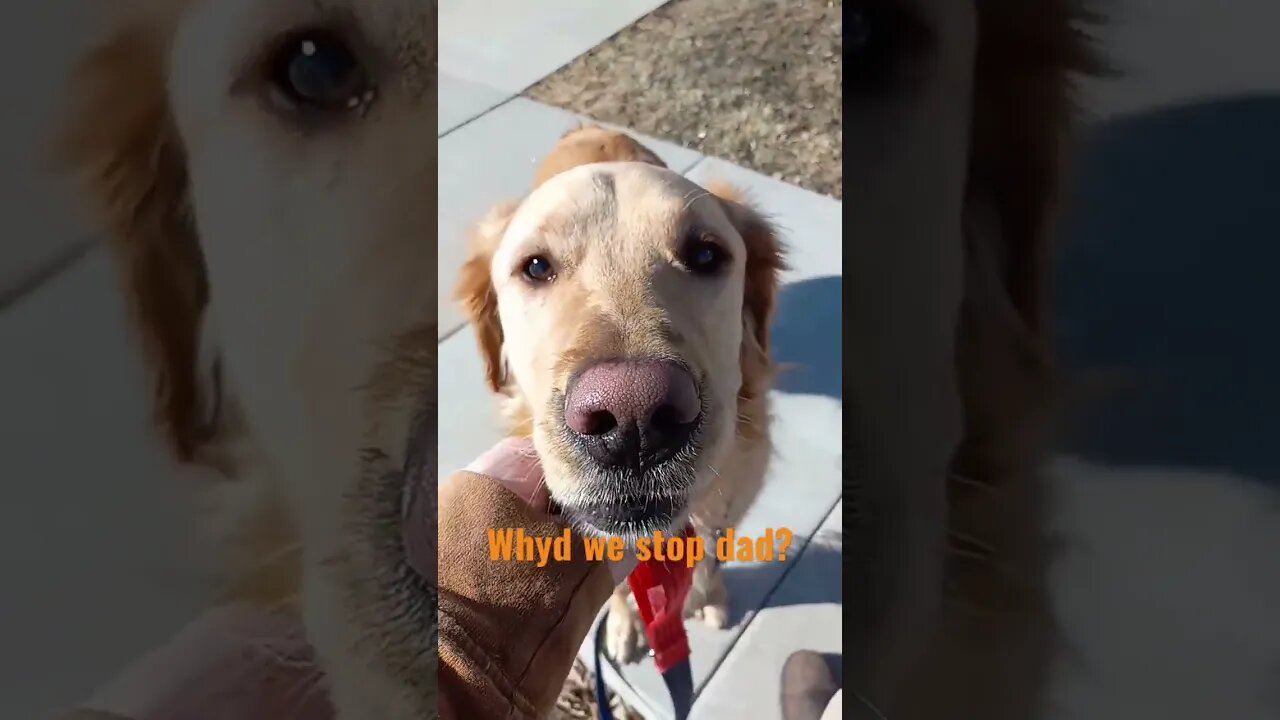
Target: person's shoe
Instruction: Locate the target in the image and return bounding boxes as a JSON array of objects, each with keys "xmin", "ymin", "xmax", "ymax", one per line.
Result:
[{"xmin": 780, "ymin": 650, "xmax": 839, "ymax": 720}]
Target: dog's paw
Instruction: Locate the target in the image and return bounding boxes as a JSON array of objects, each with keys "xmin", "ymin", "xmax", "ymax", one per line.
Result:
[
  {"xmin": 605, "ymin": 604, "xmax": 648, "ymax": 663},
  {"xmin": 695, "ymin": 602, "xmax": 730, "ymax": 630},
  {"xmin": 684, "ymin": 564, "xmax": 731, "ymax": 631},
  {"xmin": 687, "ymin": 599, "xmax": 731, "ymax": 630}
]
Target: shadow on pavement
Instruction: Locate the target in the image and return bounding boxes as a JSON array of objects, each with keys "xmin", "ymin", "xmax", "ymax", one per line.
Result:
[
  {"xmin": 771, "ymin": 275, "xmax": 842, "ymax": 401},
  {"xmin": 721, "ymin": 534, "xmax": 842, "ymax": 626},
  {"xmin": 1055, "ymin": 94, "xmax": 1280, "ymax": 482}
]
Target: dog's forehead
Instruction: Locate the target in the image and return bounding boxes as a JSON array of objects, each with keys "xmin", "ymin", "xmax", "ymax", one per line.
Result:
[{"xmin": 501, "ymin": 163, "xmax": 731, "ymax": 254}]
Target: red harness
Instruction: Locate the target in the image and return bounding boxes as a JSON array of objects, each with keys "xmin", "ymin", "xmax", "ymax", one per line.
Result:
[
  {"xmin": 595, "ymin": 526, "xmax": 697, "ymax": 719},
  {"xmin": 627, "ymin": 526, "xmax": 696, "ymax": 674}
]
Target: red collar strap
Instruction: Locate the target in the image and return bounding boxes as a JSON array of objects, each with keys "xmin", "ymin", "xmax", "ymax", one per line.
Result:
[
  {"xmin": 595, "ymin": 525, "xmax": 698, "ymax": 720},
  {"xmin": 627, "ymin": 525, "xmax": 696, "ymax": 673}
]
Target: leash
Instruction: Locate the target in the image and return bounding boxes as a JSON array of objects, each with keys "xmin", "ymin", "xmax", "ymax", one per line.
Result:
[{"xmin": 595, "ymin": 526, "xmax": 697, "ymax": 720}]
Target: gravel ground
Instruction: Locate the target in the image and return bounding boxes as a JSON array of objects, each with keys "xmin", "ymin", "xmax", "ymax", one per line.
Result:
[
  {"xmin": 527, "ymin": 0, "xmax": 843, "ymax": 199},
  {"xmin": 551, "ymin": 658, "xmax": 643, "ymax": 720}
]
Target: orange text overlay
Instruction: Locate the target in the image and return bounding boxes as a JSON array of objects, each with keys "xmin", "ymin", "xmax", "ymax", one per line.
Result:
[{"xmin": 487, "ymin": 527, "xmax": 796, "ymax": 568}]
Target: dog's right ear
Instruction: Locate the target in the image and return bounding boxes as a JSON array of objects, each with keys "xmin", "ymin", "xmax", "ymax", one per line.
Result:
[
  {"xmin": 55, "ymin": 17, "xmax": 212, "ymax": 461},
  {"xmin": 455, "ymin": 201, "xmax": 520, "ymax": 392}
]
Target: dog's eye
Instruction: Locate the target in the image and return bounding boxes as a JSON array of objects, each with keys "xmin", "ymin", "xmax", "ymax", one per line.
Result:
[
  {"xmin": 680, "ymin": 237, "xmax": 728, "ymax": 276},
  {"xmin": 268, "ymin": 31, "xmax": 375, "ymax": 114},
  {"xmin": 522, "ymin": 256, "xmax": 556, "ymax": 283}
]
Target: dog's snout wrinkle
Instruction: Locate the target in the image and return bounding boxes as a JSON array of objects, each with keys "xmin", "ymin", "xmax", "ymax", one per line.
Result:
[{"xmin": 564, "ymin": 359, "xmax": 699, "ymax": 469}]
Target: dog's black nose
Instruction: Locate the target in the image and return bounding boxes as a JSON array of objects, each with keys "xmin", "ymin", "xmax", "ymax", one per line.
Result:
[{"xmin": 563, "ymin": 359, "xmax": 700, "ymax": 469}]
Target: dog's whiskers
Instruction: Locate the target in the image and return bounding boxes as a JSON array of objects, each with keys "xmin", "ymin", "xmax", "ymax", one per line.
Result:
[
  {"xmin": 532, "ymin": 470, "xmax": 549, "ymax": 507},
  {"xmin": 681, "ymin": 188, "xmax": 712, "ymax": 212},
  {"xmin": 706, "ymin": 463, "xmax": 730, "ymax": 507}
]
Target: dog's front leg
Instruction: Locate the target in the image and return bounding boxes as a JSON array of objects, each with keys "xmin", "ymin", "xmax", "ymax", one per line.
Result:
[
  {"xmin": 605, "ymin": 583, "xmax": 648, "ymax": 664},
  {"xmin": 684, "ymin": 553, "xmax": 729, "ymax": 630}
]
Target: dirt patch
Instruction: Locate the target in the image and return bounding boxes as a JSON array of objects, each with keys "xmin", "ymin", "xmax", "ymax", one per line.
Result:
[
  {"xmin": 551, "ymin": 658, "xmax": 644, "ymax": 720},
  {"xmin": 528, "ymin": 0, "xmax": 843, "ymax": 199}
]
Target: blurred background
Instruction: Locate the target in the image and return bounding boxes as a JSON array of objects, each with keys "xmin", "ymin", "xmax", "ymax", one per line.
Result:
[{"xmin": 2, "ymin": 1, "xmax": 1278, "ymax": 718}]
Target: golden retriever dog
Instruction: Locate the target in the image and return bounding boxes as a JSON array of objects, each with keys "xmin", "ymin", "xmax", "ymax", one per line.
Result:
[
  {"xmin": 56, "ymin": 0, "xmax": 439, "ymax": 717},
  {"xmin": 455, "ymin": 126, "xmax": 784, "ymax": 662}
]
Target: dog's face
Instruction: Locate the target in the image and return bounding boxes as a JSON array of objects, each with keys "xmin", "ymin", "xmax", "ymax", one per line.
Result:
[
  {"xmin": 478, "ymin": 160, "xmax": 780, "ymax": 538},
  {"xmin": 168, "ymin": 0, "xmax": 437, "ymax": 475},
  {"xmin": 60, "ymin": 0, "xmax": 439, "ymax": 716}
]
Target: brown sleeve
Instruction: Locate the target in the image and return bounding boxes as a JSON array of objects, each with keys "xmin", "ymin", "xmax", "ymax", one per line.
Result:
[{"xmin": 436, "ymin": 470, "xmax": 617, "ymax": 720}]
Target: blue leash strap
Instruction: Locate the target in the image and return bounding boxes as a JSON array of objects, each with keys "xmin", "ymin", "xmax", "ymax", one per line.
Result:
[{"xmin": 594, "ymin": 609, "xmax": 695, "ymax": 720}]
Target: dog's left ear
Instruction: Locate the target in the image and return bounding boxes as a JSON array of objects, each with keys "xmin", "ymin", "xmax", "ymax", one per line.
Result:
[
  {"xmin": 455, "ymin": 200, "xmax": 520, "ymax": 392},
  {"xmin": 707, "ymin": 181, "xmax": 786, "ymax": 398},
  {"xmin": 55, "ymin": 14, "xmax": 216, "ymax": 462}
]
